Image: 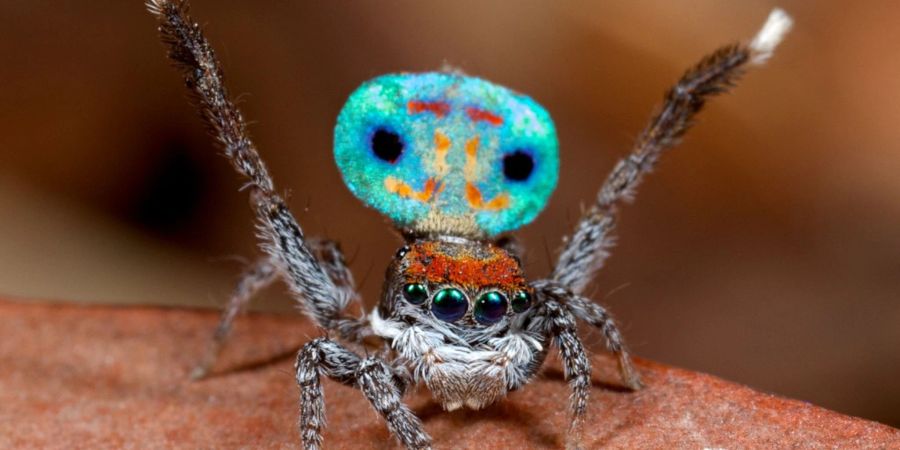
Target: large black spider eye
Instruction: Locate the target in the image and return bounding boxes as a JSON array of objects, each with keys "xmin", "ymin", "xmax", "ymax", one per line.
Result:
[
  {"xmin": 510, "ymin": 290, "xmax": 532, "ymax": 313},
  {"xmin": 371, "ymin": 128, "xmax": 404, "ymax": 163},
  {"xmin": 431, "ymin": 288, "xmax": 468, "ymax": 322},
  {"xmin": 502, "ymin": 150, "xmax": 534, "ymax": 181},
  {"xmin": 474, "ymin": 291, "xmax": 508, "ymax": 325},
  {"xmin": 402, "ymin": 283, "xmax": 428, "ymax": 305}
]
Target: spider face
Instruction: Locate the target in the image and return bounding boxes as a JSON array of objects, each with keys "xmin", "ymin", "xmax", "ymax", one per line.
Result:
[
  {"xmin": 392, "ymin": 240, "xmax": 532, "ymax": 326},
  {"xmin": 334, "ymin": 72, "xmax": 559, "ymax": 238}
]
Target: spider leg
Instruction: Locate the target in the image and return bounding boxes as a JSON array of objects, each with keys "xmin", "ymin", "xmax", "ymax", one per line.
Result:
[
  {"xmin": 191, "ymin": 256, "xmax": 279, "ymax": 380},
  {"xmin": 305, "ymin": 237, "xmax": 371, "ymax": 340},
  {"xmin": 295, "ymin": 338, "xmax": 431, "ymax": 450},
  {"xmin": 535, "ymin": 280, "xmax": 642, "ymax": 390},
  {"xmin": 551, "ymin": 10, "xmax": 792, "ymax": 294},
  {"xmin": 147, "ymin": 0, "xmax": 361, "ymax": 336},
  {"xmin": 191, "ymin": 239, "xmax": 364, "ymax": 380},
  {"xmin": 536, "ymin": 297, "xmax": 591, "ymax": 450},
  {"xmin": 307, "ymin": 237, "xmax": 360, "ymax": 308}
]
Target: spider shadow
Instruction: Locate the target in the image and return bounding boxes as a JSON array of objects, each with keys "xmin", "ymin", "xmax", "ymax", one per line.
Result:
[
  {"xmin": 540, "ymin": 365, "xmax": 649, "ymax": 447},
  {"xmin": 540, "ymin": 366, "xmax": 635, "ymax": 393},
  {"xmin": 196, "ymin": 344, "xmax": 302, "ymax": 380}
]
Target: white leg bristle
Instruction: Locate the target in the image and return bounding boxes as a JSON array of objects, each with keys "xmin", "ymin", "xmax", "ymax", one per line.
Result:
[{"xmin": 749, "ymin": 8, "xmax": 793, "ymax": 64}]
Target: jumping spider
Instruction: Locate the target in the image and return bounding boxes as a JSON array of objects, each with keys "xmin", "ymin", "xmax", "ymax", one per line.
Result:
[{"xmin": 147, "ymin": 1, "xmax": 791, "ymax": 448}]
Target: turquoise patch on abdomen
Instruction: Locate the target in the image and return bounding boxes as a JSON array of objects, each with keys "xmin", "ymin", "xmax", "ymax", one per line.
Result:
[{"xmin": 333, "ymin": 72, "xmax": 558, "ymax": 238}]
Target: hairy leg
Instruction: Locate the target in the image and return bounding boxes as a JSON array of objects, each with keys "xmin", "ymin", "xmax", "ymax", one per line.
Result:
[
  {"xmin": 191, "ymin": 239, "xmax": 365, "ymax": 380},
  {"xmin": 295, "ymin": 338, "xmax": 431, "ymax": 450},
  {"xmin": 534, "ymin": 280, "xmax": 642, "ymax": 390},
  {"xmin": 308, "ymin": 238, "xmax": 356, "ymax": 299},
  {"xmin": 536, "ymin": 298, "xmax": 592, "ymax": 450},
  {"xmin": 551, "ymin": 10, "xmax": 792, "ymax": 294},
  {"xmin": 147, "ymin": 0, "xmax": 362, "ymax": 334},
  {"xmin": 303, "ymin": 237, "xmax": 371, "ymax": 341},
  {"xmin": 191, "ymin": 256, "xmax": 279, "ymax": 380}
]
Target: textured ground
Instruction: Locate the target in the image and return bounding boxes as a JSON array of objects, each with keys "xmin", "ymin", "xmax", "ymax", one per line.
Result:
[{"xmin": 1, "ymin": 300, "xmax": 897, "ymax": 449}]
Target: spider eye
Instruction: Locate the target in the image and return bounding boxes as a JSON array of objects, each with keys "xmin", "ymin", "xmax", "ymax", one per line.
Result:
[
  {"xmin": 431, "ymin": 288, "xmax": 468, "ymax": 322},
  {"xmin": 402, "ymin": 283, "xmax": 428, "ymax": 305},
  {"xmin": 502, "ymin": 150, "xmax": 534, "ymax": 182},
  {"xmin": 371, "ymin": 128, "xmax": 404, "ymax": 163},
  {"xmin": 510, "ymin": 290, "xmax": 532, "ymax": 313},
  {"xmin": 395, "ymin": 245, "xmax": 411, "ymax": 260},
  {"xmin": 474, "ymin": 291, "xmax": 508, "ymax": 324}
]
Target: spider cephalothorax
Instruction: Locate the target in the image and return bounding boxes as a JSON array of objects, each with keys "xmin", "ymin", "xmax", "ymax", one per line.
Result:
[
  {"xmin": 388, "ymin": 239, "xmax": 531, "ymax": 325},
  {"xmin": 373, "ymin": 238, "xmax": 541, "ymax": 411},
  {"xmin": 147, "ymin": 1, "xmax": 791, "ymax": 448}
]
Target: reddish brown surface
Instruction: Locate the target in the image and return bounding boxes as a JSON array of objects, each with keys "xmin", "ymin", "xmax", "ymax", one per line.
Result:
[{"xmin": 1, "ymin": 300, "xmax": 897, "ymax": 449}]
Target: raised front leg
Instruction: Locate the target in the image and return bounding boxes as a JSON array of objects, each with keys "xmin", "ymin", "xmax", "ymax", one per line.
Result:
[
  {"xmin": 308, "ymin": 238, "xmax": 356, "ymax": 299},
  {"xmin": 551, "ymin": 10, "xmax": 792, "ymax": 294},
  {"xmin": 295, "ymin": 338, "xmax": 432, "ymax": 450},
  {"xmin": 148, "ymin": 0, "xmax": 362, "ymax": 333}
]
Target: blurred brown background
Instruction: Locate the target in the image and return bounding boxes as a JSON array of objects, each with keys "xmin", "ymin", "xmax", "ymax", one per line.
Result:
[{"xmin": 1, "ymin": 0, "xmax": 897, "ymax": 428}]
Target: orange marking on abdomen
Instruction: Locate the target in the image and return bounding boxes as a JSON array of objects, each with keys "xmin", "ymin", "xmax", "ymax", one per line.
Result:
[
  {"xmin": 433, "ymin": 131, "xmax": 451, "ymax": 175},
  {"xmin": 464, "ymin": 136, "xmax": 479, "ymax": 180},
  {"xmin": 385, "ymin": 176, "xmax": 438, "ymax": 202},
  {"xmin": 484, "ymin": 193, "xmax": 510, "ymax": 210},
  {"xmin": 466, "ymin": 182, "xmax": 484, "ymax": 208},
  {"xmin": 435, "ymin": 131, "xmax": 451, "ymax": 152},
  {"xmin": 419, "ymin": 178, "xmax": 438, "ymax": 201},
  {"xmin": 408, "ymin": 100, "xmax": 450, "ymax": 117},
  {"xmin": 467, "ymin": 182, "xmax": 510, "ymax": 211},
  {"xmin": 466, "ymin": 107, "xmax": 504, "ymax": 126},
  {"xmin": 464, "ymin": 136, "xmax": 479, "ymax": 157}
]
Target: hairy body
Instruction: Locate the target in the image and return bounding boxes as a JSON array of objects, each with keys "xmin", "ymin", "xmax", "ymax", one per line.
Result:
[{"xmin": 146, "ymin": 1, "xmax": 791, "ymax": 448}]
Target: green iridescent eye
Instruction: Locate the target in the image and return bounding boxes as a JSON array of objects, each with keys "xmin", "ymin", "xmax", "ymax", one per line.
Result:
[
  {"xmin": 510, "ymin": 291, "xmax": 532, "ymax": 313},
  {"xmin": 402, "ymin": 283, "xmax": 428, "ymax": 305},
  {"xmin": 474, "ymin": 291, "xmax": 508, "ymax": 325},
  {"xmin": 431, "ymin": 288, "xmax": 468, "ymax": 322}
]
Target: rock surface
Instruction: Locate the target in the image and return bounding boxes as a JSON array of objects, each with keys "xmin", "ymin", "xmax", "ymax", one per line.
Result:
[{"xmin": 1, "ymin": 300, "xmax": 897, "ymax": 449}]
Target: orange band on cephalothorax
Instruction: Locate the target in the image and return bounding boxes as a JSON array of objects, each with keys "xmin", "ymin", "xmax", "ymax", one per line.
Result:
[
  {"xmin": 405, "ymin": 242, "xmax": 524, "ymax": 290},
  {"xmin": 466, "ymin": 107, "xmax": 504, "ymax": 126},
  {"xmin": 408, "ymin": 100, "xmax": 450, "ymax": 117},
  {"xmin": 385, "ymin": 176, "xmax": 438, "ymax": 202}
]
